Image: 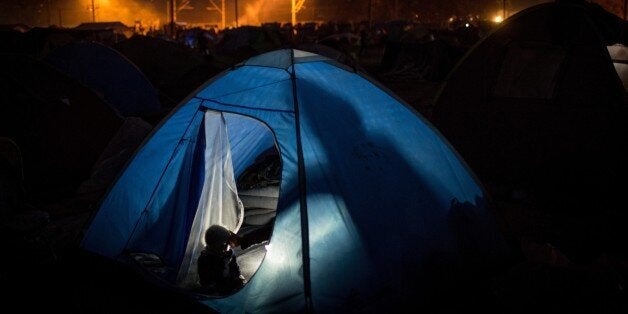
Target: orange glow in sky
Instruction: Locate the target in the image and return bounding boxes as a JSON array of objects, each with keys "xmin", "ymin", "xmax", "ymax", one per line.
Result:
[{"xmin": 70, "ymin": 0, "xmax": 162, "ymax": 28}]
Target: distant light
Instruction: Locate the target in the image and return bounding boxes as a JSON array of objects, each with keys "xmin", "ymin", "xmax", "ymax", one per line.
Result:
[
  {"xmin": 494, "ymin": 15, "xmax": 503, "ymax": 23},
  {"xmin": 448, "ymin": 17, "xmax": 454, "ymax": 22},
  {"xmin": 465, "ymin": 23, "xmax": 469, "ymax": 27}
]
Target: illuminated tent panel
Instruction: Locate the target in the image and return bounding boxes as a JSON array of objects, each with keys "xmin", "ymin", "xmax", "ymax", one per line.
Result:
[{"xmin": 82, "ymin": 49, "xmax": 509, "ymax": 312}]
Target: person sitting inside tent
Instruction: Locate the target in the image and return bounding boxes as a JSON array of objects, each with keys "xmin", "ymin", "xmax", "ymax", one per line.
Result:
[{"xmin": 197, "ymin": 225, "xmax": 245, "ymax": 295}]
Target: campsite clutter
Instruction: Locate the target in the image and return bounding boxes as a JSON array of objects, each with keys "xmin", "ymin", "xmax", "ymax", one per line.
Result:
[{"xmin": 1, "ymin": 1, "xmax": 627, "ymax": 312}]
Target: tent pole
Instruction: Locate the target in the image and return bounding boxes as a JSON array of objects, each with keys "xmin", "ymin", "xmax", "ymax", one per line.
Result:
[{"xmin": 289, "ymin": 49, "xmax": 314, "ymax": 314}]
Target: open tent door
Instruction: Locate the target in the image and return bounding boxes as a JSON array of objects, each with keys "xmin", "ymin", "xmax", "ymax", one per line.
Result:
[
  {"xmin": 176, "ymin": 110, "xmax": 279, "ymax": 291},
  {"xmin": 176, "ymin": 110, "xmax": 245, "ymax": 288}
]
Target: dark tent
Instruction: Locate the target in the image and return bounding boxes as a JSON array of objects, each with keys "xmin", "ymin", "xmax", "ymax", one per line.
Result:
[
  {"xmin": 212, "ymin": 26, "xmax": 284, "ymax": 67},
  {"xmin": 430, "ymin": 0, "xmax": 628, "ymax": 262},
  {"xmin": 44, "ymin": 41, "xmax": 162, "ymax": 118},
  {"xmin": 113, "ymin": 36, "xmax": 219, "ymax": 108},
  {"xmin": 0, "ymin": 54, "xmax": 122, "ymax": 207},
  {"xmin": 318, "ymin": 32, "xmax": 360, "ymax": 61},
  {"xmin": 296, "ymin": 42, "xmax": 358, "ymax": 69},
  {"xmin": 73, "ymin": 22, "xmax": 133, "ymax": 43},
  {"xmin": 379, "ymin": 27, "xmax": 464, "ymax": 82},
  {"xmin": 0, "ymin": 27, "xmax": 76, "ymax": 57}
]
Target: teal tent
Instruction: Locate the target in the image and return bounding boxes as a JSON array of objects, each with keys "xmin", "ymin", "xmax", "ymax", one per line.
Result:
[{"xmin": 82, "ymin": 49, "xmax": 508, "ymax": 312}]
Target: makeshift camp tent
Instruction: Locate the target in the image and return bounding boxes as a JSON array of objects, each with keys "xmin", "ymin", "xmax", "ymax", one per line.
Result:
[
  {"xmin": 114, "ymin": 36, "xmax": 219, "ymax": 107},
  {"xmin": 296, "ymin": 42, "xmax": 358, "ymax": 69},
  {"xmin": 0, "ymin": 54, "xmax": 122, "ymax": 205},
  {"xmin": 73, "ymin": 22, "xmax": 133, "ymax": 43},
  {"xmin": 82, "ymin": 49, "xmax": 509, "ymax": 312},
  {"xmin": 212, "ymin": 26, "xmax": 285, "ymax": 68},
  {"xmin": 44, "ymin": 41, "xmax": 162, "ymax": 118},
  {"xmin": 0, "ymin": 27, "xmax": 77, "ymax": 57},
  {"xmin": 430, "ymin": 1, "xmax": 628, "ymax": 261}
]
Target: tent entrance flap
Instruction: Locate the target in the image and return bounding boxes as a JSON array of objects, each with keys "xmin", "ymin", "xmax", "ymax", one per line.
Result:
[{"xmin": 177, "ymin": 110, "xmax": 244, "ymax": 288}]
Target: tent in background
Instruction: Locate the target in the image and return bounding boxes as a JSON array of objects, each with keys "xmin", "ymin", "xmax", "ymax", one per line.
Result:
[
  {"xmin": 44, "ymin": 41, "xmax": 162, "ymax": 118},
  {"xmin": 82, "ymin": 49, "xmax": 510, "ymax": 312},
  {"xmin": 113, "ymin": 36, "xmax": 219, "ymax": 109},
  {"xmin": 0, "ymin": 54, "xmax": 122, "ymax": 206},
  {"xmin": 212, "ymin": 26, "xmax": 285, "ymax": 69},
  {"xmin": 430, "ymin": 0, "xmax": 628, "ymax": 262}
]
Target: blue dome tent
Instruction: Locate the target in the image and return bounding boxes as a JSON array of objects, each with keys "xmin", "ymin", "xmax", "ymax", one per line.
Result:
[
  {"xmin": 81, "ymin": 49, "xmax": 509, "ymax": 312},
  {"xmin": 44, "ymin": 41, "xmax": 162, "ymax": 118}
]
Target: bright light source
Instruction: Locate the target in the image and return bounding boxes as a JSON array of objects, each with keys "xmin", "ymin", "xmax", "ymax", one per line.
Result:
[
  {"xmin": 264, "ymin": 243, "xmax": 287, "ymax": 266},
  {"xmin": 465, "ymin": 23, "xmax": 469, "ymax": 27},
  {"xmin": 494, "ymin": 15, "xmax": 503, "ymax": 23}
]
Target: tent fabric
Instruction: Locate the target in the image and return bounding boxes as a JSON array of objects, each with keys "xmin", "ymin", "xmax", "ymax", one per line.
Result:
[
  {"xmin": 44, "ymin": 41, "xmax": 162, "ymax": 117},
  {"xmin": 176, "ymin": 111, "xmax": 244, "ymax": 288},
  {"xmin": 431, "ymin": 0, "xmax": 628, "ymax": 197},
  {"xmin": 113, "ymin": 36, "xmax": 219, "ymax": 106},
  {"xmin": 0, "ymin": 54, "xmax": 122, "ymax": 203},
  {"xmin": 430, "ymin": 1, "xmax": 628, "ymax": 262},
  {"xmin": 82, "ymin": 49, "xmax": 508, "ymax": 312}
]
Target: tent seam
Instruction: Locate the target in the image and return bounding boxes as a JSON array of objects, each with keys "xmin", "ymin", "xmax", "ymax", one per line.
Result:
[
  {"xmin": 197, "ymin": 97, "xmax": 295, "ymax": 113},
  {"xmin": 203, "ymin": 78, "xmax": 291, "ymax": 99},
  {"xmin": 121, "ymin": 107, "xmax": 204, "ymax": 255},
  {"xmin": 290, "ymin": 50, "xmax": 314, "ymax": 313}
]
